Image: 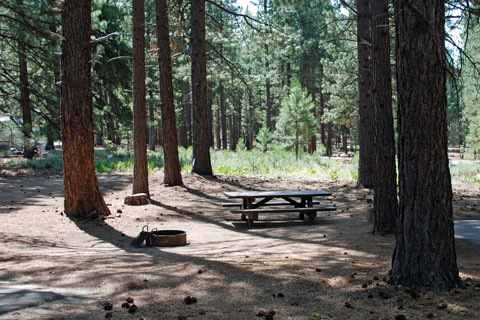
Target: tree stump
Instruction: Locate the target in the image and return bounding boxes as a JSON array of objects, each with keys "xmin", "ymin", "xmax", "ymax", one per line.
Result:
[{"xmin": 124, "ymin": 193, "xmax": 149, "ymax": 206}]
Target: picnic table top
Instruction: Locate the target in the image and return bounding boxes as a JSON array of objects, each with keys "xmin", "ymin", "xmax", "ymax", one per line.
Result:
[{"xmin": 223, "ymin": 190, "xmax": 331, "ymax": 199}]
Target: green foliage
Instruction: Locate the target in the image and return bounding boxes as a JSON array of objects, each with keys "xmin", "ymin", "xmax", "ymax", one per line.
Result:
[
  {"xmin": 462, "ymin": 20, "xmax": 480, "ymax": 152},
  {"xmin": 211, "ymin": 147, "xmax": 352, "ymax": 179},
  {"xmin": 350, "ymin": 151, "xmax": 359, "ymax": 180},
  {"xmin": 0, "ymin": 119, "xmax": 22, "ymax": 150},
  {"xmin": 255, "ymin": 126, "xmax": 273, "ymax": 152},
  {"xmin": 274, "ymin": 83, "xmax": 316, "ymax": 157},
  {"xmin": 450, "ymin": 162, "xmax": 480, "ymax": 184}
]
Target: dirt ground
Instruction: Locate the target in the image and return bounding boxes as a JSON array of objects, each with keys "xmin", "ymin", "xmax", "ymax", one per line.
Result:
[{"xmin": 1, "ymin": 168, "xmax": 480, "ymax": 320}]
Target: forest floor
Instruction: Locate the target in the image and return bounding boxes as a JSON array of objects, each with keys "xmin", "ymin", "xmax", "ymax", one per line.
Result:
[{"xmin": 1, "ymin": 163, "xmax": 480, "ymax": 319}]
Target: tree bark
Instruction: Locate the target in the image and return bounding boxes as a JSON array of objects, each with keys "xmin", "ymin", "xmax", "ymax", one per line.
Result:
[
  {"xmin": 156, "ymin": 0, "xmax": 183, "ymax": 186},
  {"xmin": 356, "ymin": 0, "xmax": 375, "ymax": 188},
  {"xmin": 371, "ymin": 0, "xmax": 396, "ymax": 235},
  {"xmin": 388, "ymin": 0, "xmax": 461, "ymax": 290},
  {"xmin": 191, "ymin": 0, "xmax": 212, "ymax": 175},
  {"xmin": 132, "ymin": 0, "xmax": 149, "ymax": 195},
  {"xmin": 61, "ymin": 0, "xmax": 110, "ymax": 217}
]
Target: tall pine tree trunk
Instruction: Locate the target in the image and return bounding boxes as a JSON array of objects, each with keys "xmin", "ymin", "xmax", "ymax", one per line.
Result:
[
  {"xmin": 220, "ymin": 80, "xmax": 227, "ymax": 149},
  {"xmin": 215, "ymin": 108, "xmax": 221, "ymax": 149},
  {"xmin": 191, "ymin": 0, "xmax": 212, "ymax": 175},
  {"xmin": 132, "ymin": 0, "xmax": 149, "ymax": 195},
  {"xmin": 16, "ymin": 0, "xmax": 35, "ymax": 159},
  {"xmin": 388, "ymin": 0, "xmax": 461, "ymax": 290},
  {"xmin": 264, "ymin": 0, "xmax": 272, "ymax": 131},
  {"xmin": 61, "ymin": 0, "xmax": 110, "ymax": 217},
  {"xmin": 208, "ymin": 90, "xmax": 214, "ymax": 147},
  {"xmin": 356, "ymin": 0, "xmax": 375, "ymax": 188},
  {"xmin": 371, "ymin": 0, "xmax": 396, "ymax": 235},
  {"xmin": 184, "ymin": 83, "xmax": 193, "ymax": 147},
  {"xmin": 148, "ymin": 91, "xmax": 156, "ymax": 151},
  {"xmin": 327, "ymin": 124, "xmax": 333, "ymax": 157},
  {"xmin": 229, "ymin": 115, "xmax": 234, "ymax": 151},
  {"xmin": 156, "ymin": 0, "xmax": 183, "ymax": 186}
]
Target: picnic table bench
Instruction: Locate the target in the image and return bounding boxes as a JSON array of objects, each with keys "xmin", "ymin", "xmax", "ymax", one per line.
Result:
[{"xmin": 223, "ymin": 190, "xmax": 336, "ymax": 227}]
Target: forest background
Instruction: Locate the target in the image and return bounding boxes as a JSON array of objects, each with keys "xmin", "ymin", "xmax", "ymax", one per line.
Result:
[{"xmin": 1, "ymin": 0, "xmax": 479, "ymax": 169}]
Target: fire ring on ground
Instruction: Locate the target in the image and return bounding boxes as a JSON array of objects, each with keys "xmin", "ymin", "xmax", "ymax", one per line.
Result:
[{"xmin": 150, "ymin": 230, "xmax": 187, "ymax": 247}]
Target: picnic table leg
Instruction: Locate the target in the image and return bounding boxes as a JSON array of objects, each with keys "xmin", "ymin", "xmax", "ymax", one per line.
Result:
[
  {"xmin": 243, "ymin": 198, "xmax": 254, "ymax": 226},
  {"xmin": 247, "ymin": 216, "xmax": 253, "ymax": 227},
  {"xmin": 307, "ymin": 197, "xmax": 315, "ymax": 223},
  {"xmin": 296, "ymin": 197, "xmax": 304, "ymax": 220}
]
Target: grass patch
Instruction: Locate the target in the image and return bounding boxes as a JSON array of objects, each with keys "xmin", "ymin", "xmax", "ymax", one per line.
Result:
[{"xmin": 4, "ymin": 147, "xmax": 480, "ymax": 184}]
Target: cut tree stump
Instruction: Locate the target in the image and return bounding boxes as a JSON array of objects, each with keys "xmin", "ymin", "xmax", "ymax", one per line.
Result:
[{"xmin": 124, "ymin": 193, "xmax": 150, "ymax": 206}]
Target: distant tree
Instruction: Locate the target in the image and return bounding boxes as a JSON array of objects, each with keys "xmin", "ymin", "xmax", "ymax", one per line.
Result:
[
  {"xmin": 388, "ymin": 0, "xmax": 461, "ymax": 290},
  {"xmin": 263, "ymin": 0, "xmax": 273, "ymax": 131},
  {"xmin": 15, "ymin": 0, "xmax": 35, "ymax": 158},
  {"xmin": 155, "ymin": 0, "xmax": 183, "ymax": 186},
  {"xmin": 371, "ymin": 0, "xmax": 396, "ymax": 235},
  {"xmin": 132, "ymin": 0, "xmax": 149, "ymax": 195},
  {"xmin": 462, "ymin": 20, "xmax": 480, "ymax": 154},
  {"xmin": 275, "ymin": 83, "xmax": 315, "ymax": 159},
  {"xmin": 255, "ymin": 125, "xmax": 272, "ymax": 152},
  {"xmin": 191, "ymin": 0, "xmax": 212, "ymax": 175},
  {"xmin": 356, "ymin": 0, "xmax": 375, "ymax": 188},
  {"xmin": 61, "ymin": 0, "xmax": 110, "ymax": 216}
]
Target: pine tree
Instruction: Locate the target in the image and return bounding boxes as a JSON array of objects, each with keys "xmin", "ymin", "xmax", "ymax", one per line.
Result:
[{"xmin": 61, "ymin": 0, "xmax": 110, "ymax": 217}]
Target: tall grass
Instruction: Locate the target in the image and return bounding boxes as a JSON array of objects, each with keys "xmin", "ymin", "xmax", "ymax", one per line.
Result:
[{"xmin": 211, "ymin": 147, "xmax": 352, "ymax": 179}]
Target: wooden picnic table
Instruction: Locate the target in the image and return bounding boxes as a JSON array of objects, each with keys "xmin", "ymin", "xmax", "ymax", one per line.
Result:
[{"xmin": 223, "ymin": 190, "xmax": 336, "ymax": 227}]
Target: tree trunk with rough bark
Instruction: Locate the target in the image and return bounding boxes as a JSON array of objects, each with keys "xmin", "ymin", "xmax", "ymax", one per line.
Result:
[
  {"xmin": 132, "ymin": 0, "xmax": 149, "ymax": 195},
  {"xmin": 190, "ymin": 0, "xmax": 212, "ymax": 175},
  {"xmin": 388, "ymin": 0, "xmax": 461, "ymax": 290},
  {"xmin": 61, "ymin": 0, "xmax": 110, "ymax": 217},
  {"xmin": 156, "ymin": 0, "xmax": 183, "ymax": 186},
  {"xmin": 371, "ymin": 0, "xmax": 397, "ymax": 235},
  {"xmin": 356, "ymin": 0, "xmax": 375, "ymax": 188}
]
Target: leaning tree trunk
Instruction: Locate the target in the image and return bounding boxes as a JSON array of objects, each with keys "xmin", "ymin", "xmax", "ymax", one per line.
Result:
[
  {"xmin": 156, "ymin": 0, "xmax": 183, "ymax": 186},
  {"xmin": 356, "ymin": 0, "xmax": 375, "ymax": 188},
  {"xmin": 371, "ymin": 0, "xmax": 397, "ymax": 235},
  {"xmin": 132, "ymin": 0, "xmax": 149, "ymax": 195},
  {"xmin": 61, "ymin": 0, "xmax": 110, "ymax": 217},
  {"xmin": 191, "ymin": 0, "xmax": 212, "ymax": 175},
  {"xmin": 388, "ymin": 0, "xmax": 461, "ymax": 290}
]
